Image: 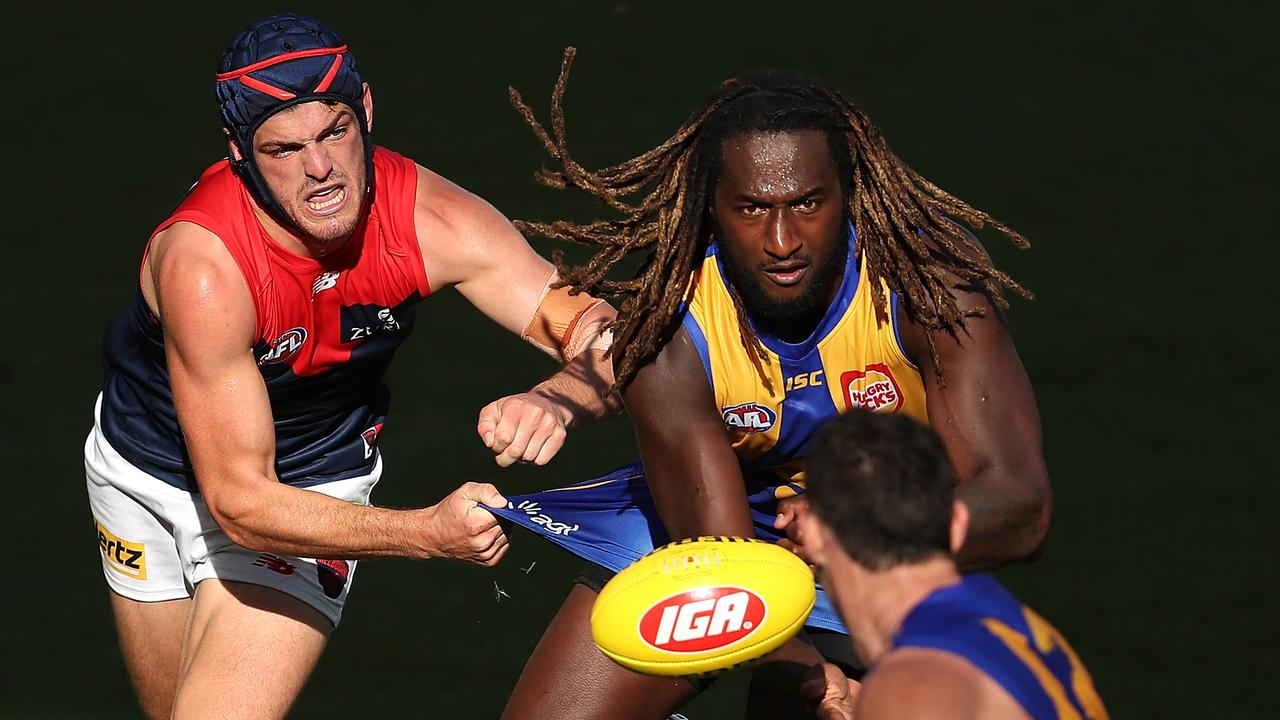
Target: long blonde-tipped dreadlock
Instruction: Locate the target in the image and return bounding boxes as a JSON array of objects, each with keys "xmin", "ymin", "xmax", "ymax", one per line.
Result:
[{"xmin": 510, "ymin": 48, "xmax": 1032, "ymax": 392}]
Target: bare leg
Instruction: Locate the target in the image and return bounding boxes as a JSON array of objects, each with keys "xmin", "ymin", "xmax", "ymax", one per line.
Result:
[
  {"xmin": 109, "ymin": 591, "xmax": 191, "ymax": 719},
  {"xmin": 171, "ymin": 579, "xmax": 331, "ymax": 720},
  {"xmin": 744, "ymin": 675, "xmax": 813, "ymax": 719},
  {"xmin": 502, "ymin": 584, "xmax": 699, "ymax": 720}
]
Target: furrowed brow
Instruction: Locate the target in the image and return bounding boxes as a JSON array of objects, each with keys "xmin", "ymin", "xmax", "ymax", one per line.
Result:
[{"xmin": 738, "ymin": 185, "xmax": 825, "ymax": 204}]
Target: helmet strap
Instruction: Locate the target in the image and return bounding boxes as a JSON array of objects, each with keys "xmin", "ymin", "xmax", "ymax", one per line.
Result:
[{"xmin": 228, "ymin": 95, "xmax": 376, "ymax": 239}]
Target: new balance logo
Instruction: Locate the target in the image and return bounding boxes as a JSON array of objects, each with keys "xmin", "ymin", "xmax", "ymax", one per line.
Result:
[
  {"xmin": 252, "ymin": 553, "xmax": 296, "ymax": 575},
  {"xmin": 312, "ymin": 271, "xmax": 340, "ymax": 297}
]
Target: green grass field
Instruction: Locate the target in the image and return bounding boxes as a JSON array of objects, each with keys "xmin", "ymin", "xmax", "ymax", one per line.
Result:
[{"xmin": 7, "ymin": 2, "xmax": 1276, "ymax": 717}]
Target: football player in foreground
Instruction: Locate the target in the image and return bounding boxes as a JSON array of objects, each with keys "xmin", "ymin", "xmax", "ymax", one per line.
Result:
[
  {"xmin": 494, "ymin": 49, "xmax": 1052, "ymax": 718},
  {"xmin": 798, "ymin": 408, "xmax": 1107, "ymax": 719},
  {"xmin": 86, "ymin": 17, "xmax": 615, "ymax": 719}
]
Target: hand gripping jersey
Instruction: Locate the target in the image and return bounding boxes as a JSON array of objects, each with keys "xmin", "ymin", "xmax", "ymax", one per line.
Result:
[
  {"xmin": 492, "ymin": 227, "xmax": 924, "ymax": 633},
  {"xmin": 893, "ymin": 574, "xmax": 1108, "ymax": 720},
  {"xmin": 99, "ymin": 147, "xmax": 429, "ymax": 491}
]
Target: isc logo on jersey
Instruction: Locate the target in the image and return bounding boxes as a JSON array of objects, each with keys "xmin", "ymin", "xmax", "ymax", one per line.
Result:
[
  {"xmin": 638, "ymin": 587, "xmax": 767, "ymax": 653},
  {"xmin": 841, "ymin": 363, "xmax": 903, "ymax": 413},
  {"xmin": 258, "ymin": 327, "xmax": 308, "ymax": 365},
  {"xmin": 721, "ymin": 403, "xmax": 777, "ymax": 434}
]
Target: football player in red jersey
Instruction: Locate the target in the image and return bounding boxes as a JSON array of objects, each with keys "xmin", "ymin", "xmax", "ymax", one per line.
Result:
[{"xmin": 85, "ymin": 16, "xmax": 617, "ymax": 719}]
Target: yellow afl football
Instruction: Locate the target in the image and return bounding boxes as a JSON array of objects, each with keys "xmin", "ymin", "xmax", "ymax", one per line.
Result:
[{"xmin": 590, "ymin": 536, "xmax": 816, "ymax": 676}]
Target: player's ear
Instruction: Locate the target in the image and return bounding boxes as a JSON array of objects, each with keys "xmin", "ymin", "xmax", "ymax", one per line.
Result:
[
  {"xmin": 225, "ymin": 128, "xmax": 244, "ymax": 163},
  {"xmin": 949, "ymin": 499, "xmax": 970, "ymax": 555},
  {"xmin": 799, "ymin": 512, "xmax": 827, "ymax": 566},
  {"xmin": 361, "ymin": 83, "xmax": 373, "ymax": 133}
]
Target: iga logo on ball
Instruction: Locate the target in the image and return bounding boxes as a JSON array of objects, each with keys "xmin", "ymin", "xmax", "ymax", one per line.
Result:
[
  {"xmin": 639, "ymin": 586, "xmax": 766, "ymax": 653},
  {"xmin": 591, "ymin": 537, "xmax": 815, "ymax": 677}
]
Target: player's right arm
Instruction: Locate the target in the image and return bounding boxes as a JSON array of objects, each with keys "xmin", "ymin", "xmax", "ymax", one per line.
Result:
[
  {"xmin": 146, "ymin": 222, "xmax": 508, "ymax": 565},
  {"xmin": 623, "ymin": 326, "xmax": 752, "ymax": 538},
  {"xmin": 624, "ymin": 327, "xmax": 831, "ymax": 695}
]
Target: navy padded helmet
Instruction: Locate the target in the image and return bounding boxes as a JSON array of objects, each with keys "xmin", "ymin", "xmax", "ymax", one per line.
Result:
[{"xmin": 215, "ymin": 14, "xmax": 374, "ymax": 230}]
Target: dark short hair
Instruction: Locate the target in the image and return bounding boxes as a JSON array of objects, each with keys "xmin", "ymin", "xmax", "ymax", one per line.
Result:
[{"xmin": 805, "ymin": 409, "xmax": 955, "ymax": 570}]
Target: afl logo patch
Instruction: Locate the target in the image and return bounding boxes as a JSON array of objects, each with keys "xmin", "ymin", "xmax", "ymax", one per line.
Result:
[
  {"xmin": 258, "ymin": 327, "xmax": 308, "ymax": 365},
  {"xmin": 841, "ymin": 363, "xmax": 902, "ymax": 412},
  {"xmin": 721, "ymin": 402, "xmax": 777, "ymax": 434}
]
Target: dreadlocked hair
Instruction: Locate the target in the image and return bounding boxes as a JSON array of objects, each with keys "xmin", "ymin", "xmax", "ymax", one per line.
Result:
[{"xmin": 509, "ymin": 48, "xmax": 1031, "ymax": 393}]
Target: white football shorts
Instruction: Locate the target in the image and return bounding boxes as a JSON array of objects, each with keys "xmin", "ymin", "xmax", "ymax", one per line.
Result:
[{"xmin": 84, "ymin": 396, "xmax": 381, "ymax": 627}]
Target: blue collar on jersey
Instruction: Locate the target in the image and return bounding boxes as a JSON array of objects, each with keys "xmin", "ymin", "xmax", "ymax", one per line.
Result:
[{"xmin": 711, "ymin": 221, "xmax": 860, "ymax": 360}]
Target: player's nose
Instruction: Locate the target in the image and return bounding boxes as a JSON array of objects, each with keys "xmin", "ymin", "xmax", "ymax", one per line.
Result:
[
  {"xmin": 764, "ymin": 212, "xmax": 802, "ymax": 258},
  {"xmin": 301, "ymin": 144, "xmax": 334, "ymax": 181}
]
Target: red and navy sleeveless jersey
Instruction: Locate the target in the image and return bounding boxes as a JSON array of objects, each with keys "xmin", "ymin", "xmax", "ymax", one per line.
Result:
[
  {"xmin": 892, "ymin": 574, "xmax": 1108, "ymax": 719},
  {"xmin": 99, "ymin": 147, "xmax": 430, "ymax": 491}
]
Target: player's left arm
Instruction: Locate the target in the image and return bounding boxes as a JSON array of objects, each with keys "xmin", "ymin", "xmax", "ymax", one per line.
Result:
[
  {"xmin": 414, "ymin": 166, "xmax": 617, "ymax": 466},
  {"xmin": 899, "ymin": 254, "xmax": 1052, "ymax": 570}
]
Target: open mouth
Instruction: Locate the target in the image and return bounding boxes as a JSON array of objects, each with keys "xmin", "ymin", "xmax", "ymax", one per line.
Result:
[
  {"xmin": 762, "ymin": 263, "xmax": 810, "ymax": 288},
  {"xmin": 304, "ymin": 185, "xmax": 347, "ymax": 216}
]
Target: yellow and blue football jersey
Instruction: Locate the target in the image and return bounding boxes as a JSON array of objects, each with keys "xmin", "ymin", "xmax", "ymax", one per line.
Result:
[
  {"xmin": 683, "ymin": 230, "xmax": 927, "ymax": 504},
  {"xmin": 491, "ymin": 229, "xmax": 929, "ymax": 634},
  {"xmin": 894, "ymin": 574, "xmax": 1109, "ymax": 719}
]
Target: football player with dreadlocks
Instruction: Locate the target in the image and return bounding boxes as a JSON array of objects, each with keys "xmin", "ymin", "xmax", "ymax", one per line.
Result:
[
  {"xmin": 493, "ymin": 50, "xmax": 1052, "ymax": 718},
  {"xmin": 84, "ymin": 19, "xmax": 617, "ymax": 719}
]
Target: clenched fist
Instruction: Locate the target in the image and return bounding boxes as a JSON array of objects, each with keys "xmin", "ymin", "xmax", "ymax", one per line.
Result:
[
  {"xmin": 424, "ymin": 482, "xmax": 510, "ymax": 566},
  {"xmin": 477, "ymin": 392, "xmax": 572, "ymax": 467}
]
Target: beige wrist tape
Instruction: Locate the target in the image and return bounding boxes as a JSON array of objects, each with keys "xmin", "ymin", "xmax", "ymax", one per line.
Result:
[{"xmin": 521, "ymin": 274, "xmax": 616, "ymax": 363}]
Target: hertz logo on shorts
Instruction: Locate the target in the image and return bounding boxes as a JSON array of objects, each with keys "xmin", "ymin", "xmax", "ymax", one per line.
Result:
[{"xmin": 96, "ymin": 520, "xmax": 147, "ymax": 580}]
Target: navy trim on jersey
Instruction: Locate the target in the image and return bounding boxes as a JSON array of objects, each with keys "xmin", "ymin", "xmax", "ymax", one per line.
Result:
[
  {"xmin": 99, "ymin": 286, "xmax": 420, "ymax": 492},
  {"xmin": 680, "ymin": 309, "xmax": 714, "ymax": 386}
]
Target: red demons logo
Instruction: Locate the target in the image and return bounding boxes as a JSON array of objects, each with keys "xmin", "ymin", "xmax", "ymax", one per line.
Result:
[
  {"xmin": 316, "ymin": 559, "xmax": 350, "ymax": 599},
  {"xmin": 258, "ymin": 327, "xmax": 308, "ymax": 365},
  {"xmin": 721, "ymin": 403, "xmax": 777, "ymax": 434},
  {"xmin": 638, "ymin": 586, "xmax": 767, "ymax": 653},
  {"xmin": 841, "ymin": 363, "xmax": 903, "ymax": 413},
  {"xmin": 360, "ymin": 422, "xmax": 384, "ymax": 459}
]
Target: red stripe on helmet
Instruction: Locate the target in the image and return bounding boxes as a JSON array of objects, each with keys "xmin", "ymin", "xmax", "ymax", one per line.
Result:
[
  {"xmin": 312, "ymin": 53, "xmax": 344, "ymax": 93},
  {"xmin": 238, "ymin": 74, "xmax": 296, "ymax": 101},
  {"xmin": 215, "ymin": 45, "xmax": 349, "ymax": 81}
]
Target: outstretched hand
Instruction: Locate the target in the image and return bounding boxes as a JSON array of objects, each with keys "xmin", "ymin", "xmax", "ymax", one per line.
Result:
[
  {"xmin": 477, "ymin": 392, "xmax": 572, "ymax": 467},
  {"xmin": 426, "ymin": 482, "xmax": 510, "ymax": 566},
  {"xmin": 800, "ymin": 662, "xmax": 860, "ymax": 720}
]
